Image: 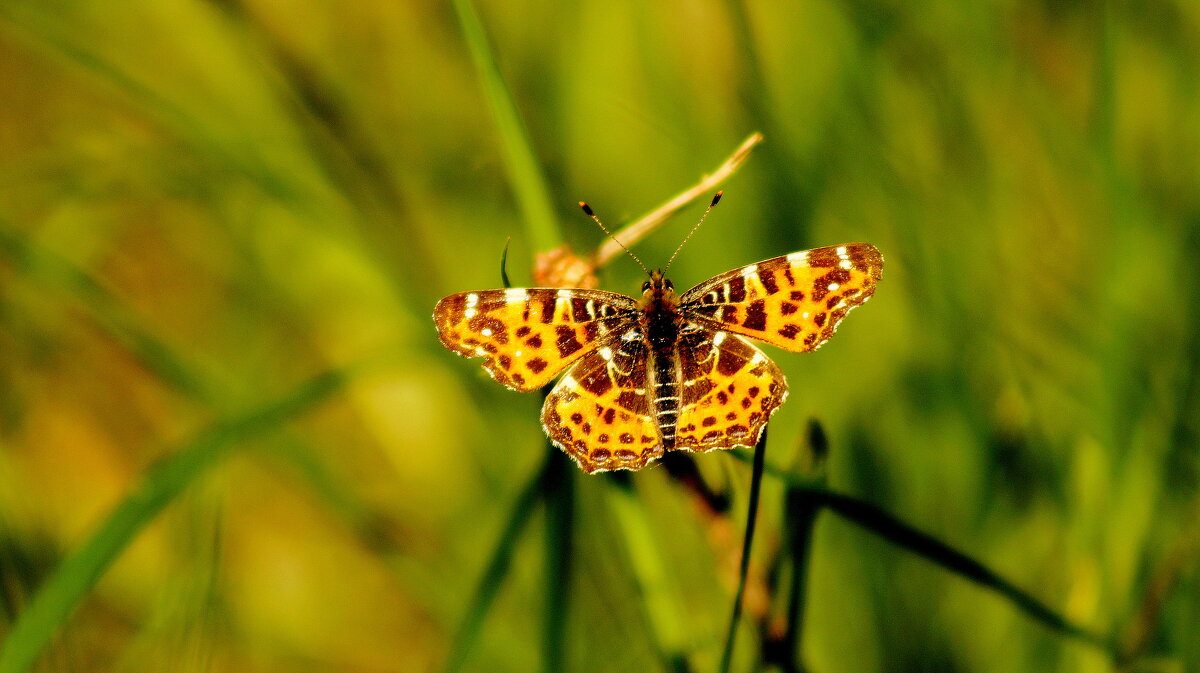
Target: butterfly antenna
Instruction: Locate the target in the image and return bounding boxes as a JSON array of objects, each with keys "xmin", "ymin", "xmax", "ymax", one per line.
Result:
[
  {"xmin": 664, "ymin": 191, "xmax": 722, "ymax": 273},
  {"xmin": 580, "ymin": 201, "xmax": 650, "ymax": 274}
]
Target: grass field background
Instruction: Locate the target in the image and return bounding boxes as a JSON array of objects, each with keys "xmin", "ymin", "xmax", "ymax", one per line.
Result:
[{"xmin": 1, "ymin": 1, "xmax": 1197, "ymax": 671}]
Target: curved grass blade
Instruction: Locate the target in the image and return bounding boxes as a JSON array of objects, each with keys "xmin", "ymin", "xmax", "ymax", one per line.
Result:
[
  {"xmin": 0, "ymin": 224, "xmax": 214, "ymax": 405},
  {"xmin": 0, "ymin": 368, "xmax": 350, "ymax": 673},
  {"xmin": 0, "ymin": 5, "xmax": 298, "ymax": 205},
  {"xmin": 726, "ymin": 450, "xmax": 1114, "ymax": 652},
  {"xmin": 442, "ymin": 451, "xmax": 551, "ymax": 673},
  {"xmin": 718, "ymin": 429, "xmax": 768, "ymax": 673},
  {"xmin": 500, "ymin": 237, "xmax": 513, "ymax": 289},
  {"xmin": 815, "ymin": 490, "xmax": 1112, "ymax": 650},
  {"xmin": 450, "ymin": 0, "xmax": 560, "ymax": 252}
]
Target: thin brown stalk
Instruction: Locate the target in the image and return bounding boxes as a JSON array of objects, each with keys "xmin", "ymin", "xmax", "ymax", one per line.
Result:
[
  {"xmin": 590, "ymin": 132, "xmax": 764, "ymax": 268},
  {"xmin": 1116, "ymin": 497, "xmax": 1200, "ymax": 668}
]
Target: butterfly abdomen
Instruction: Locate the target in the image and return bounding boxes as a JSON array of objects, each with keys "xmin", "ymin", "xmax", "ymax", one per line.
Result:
[{"xmin": 642, "ymin": 289, "xmax": 684, "ymax": 449}]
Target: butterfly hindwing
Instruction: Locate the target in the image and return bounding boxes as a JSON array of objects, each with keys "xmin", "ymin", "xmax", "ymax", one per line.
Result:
[
  {"xmin": 541, "ymin": 337, "xmax": 665, "ymax": 473},
  {"xmin": 680, "ymin": 243, "xmax": 883, "ymax": 352},
  {"xmin": 434, "ymin": 288, "xmax": 637, "ymax": 391},
  {"xmin": 674, "ymin": 328, "xmax": 787, "ymax": 453}
]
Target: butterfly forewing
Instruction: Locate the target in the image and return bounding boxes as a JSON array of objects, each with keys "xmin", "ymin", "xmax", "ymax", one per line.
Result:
[
  {"xmin": 434, "ymin": 288, "xmax": 638, "ymax": 391},
  {"xmin": 680, "ymin": 243, "xmax": 883, "ymax": 352}
]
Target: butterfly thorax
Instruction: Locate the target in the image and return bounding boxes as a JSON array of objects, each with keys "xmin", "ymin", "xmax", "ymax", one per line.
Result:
[{"xmin": 638, "ymin": 270, "xmax": 682, "ymax": 348}]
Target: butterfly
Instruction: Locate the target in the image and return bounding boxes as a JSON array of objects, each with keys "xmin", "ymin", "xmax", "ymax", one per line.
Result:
[{"xmin": 434, "ymin": 201, "xmax": 883, "ymax": 473}]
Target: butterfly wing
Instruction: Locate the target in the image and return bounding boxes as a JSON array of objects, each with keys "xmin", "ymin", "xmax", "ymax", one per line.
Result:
[
  {"xmin": 434, "ymin": 288, "xmax": 638, "ymax": 391},
  {"xmin": 679, "ymin": 243, "xmax": 883, "ymax": 352},
  {"xmin": 673, "ymin": 327, "xmax": 787, "ymax": 453},
  {"xmin": 541, "ymin": 337, "xmax": 666, "ymax": 473}
]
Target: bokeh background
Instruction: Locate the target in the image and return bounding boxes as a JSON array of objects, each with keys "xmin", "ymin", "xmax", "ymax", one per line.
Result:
[{"xmin": 1, "ymin": 0, "xmax": 1198, "ymax": 671}]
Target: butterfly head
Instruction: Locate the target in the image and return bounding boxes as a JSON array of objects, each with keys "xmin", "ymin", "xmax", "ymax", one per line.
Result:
[{"xmin": 640, "ymin": 270, "xmax": 676, "ymax": 301}]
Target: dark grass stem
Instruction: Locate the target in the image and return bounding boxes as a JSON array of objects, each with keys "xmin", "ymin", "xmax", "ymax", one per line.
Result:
[
  {"xmin": 775, "ymin": 487, "xmax": 821, "ymax": 673},
  {"xmin": 765, "ymin": 422, "xmax": 828, "ymax": 673},
  {"xmin": 442, "ymin": 453, "xmax": 552, "ymax": 673},
  {"xmin": 731, "ymin": 446, "xmax": 1114, "ymax": 657},
  {"xmin": 500, "ymin": 238, "xmax": 513, "ymax": 289},
  {"xmin": 542, "ymin": 451, "xmax": 575, "ymax": 673},
  {"xmin": 718, "ymin": 429, "xmax": 768, "ymax": 673},
  {"xmin": 0, "ymin": 369, "xmax": 350, "ymax": 673}
]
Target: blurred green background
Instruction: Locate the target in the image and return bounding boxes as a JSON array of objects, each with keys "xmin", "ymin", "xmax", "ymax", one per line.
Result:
[{"xmin": 1, "ymin": 0, "xmax": 1197, "ymax": 671}]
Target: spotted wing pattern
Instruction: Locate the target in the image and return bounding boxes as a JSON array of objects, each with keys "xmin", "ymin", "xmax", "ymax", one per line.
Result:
[
  {"xmin": 680, "ymin": 243, "xmax": 883, "ymax": 352},
  {"xmin": 436, "ymin": 242, "xmax": 882, "ymax": 474},
  {"xmin": 541, "ymin": 337, "xmax": 664, "ymax": 473},
  {"xmin": 674, "ymin": 329, "xmax": 787, "ymax": 453},
  {"xmin": 434, "ymin": 289, "xmax": 637, "ymax": 391}
]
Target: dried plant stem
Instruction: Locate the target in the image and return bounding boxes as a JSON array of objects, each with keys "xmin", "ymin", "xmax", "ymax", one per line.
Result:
[
  {"xmin": 591, "ymin": 133, "xmax": 764, "ymax": 269},
  {"xmin": 1116, "ymin": 498, "xmax": 1200, "ymax": 667}
]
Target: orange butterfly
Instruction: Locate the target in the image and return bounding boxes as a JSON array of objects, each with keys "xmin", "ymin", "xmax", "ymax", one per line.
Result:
[{"xmin": 435, "ymin": 199, "xmax": 883, "ymax": 473}]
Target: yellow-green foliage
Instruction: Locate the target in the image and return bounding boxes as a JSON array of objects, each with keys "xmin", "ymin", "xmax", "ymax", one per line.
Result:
[{"xmin": 0, "ymin": 1, "xmax": 1197, "ymax": 671}]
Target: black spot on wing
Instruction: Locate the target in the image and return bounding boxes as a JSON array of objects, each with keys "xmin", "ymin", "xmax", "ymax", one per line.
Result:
[
  {"xmin": 758, "ymin": 266, "xmax": 779, "ymax": 294},
  {"xmin": 555, "ymin": 325, "xmax": 583, "ymax": 357},
  {"xmin": 742, "ymin": 300, "xmax": 767, "ymax": 331},
  {"xmin": 811, "ymin": 268, "xmax": 851, "ymax": 302},
  {"xmin": 583, "ymin": 321, "xmax": 601, "ymax": 341},
  {"xmin": 728, "ymin": 276, "xmax": 747, "ymax": 303},
  {"xmin": 571, "ymin": 297, "xmax": 589, "ymax": 321},
  {"xmin": 538, "ymin": 294, "xmax": 556, "ymax": 323}
]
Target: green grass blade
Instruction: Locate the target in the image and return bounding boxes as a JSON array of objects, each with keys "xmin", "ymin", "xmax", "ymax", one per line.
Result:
[
  {"xmin": 815, "ymin": 490, "xmax": 1113, "ymax": 651},
  {"xmin": 0, "ymin": 369, "xmax": 349, "ymax": 673},
  {"xmin": 442, "ymin": 453, "xmax": 550, "ymax": 673},
  {"xmin": 500, "ymin": 238, "xmax": 513, "ymax": 289},
  {"xmin": 450, "ymin": 0, "xmax": 560, "ymax": 252},
  {"xmin": 0, "ymin": 224, "xmax": 215, "ymax": 405},
  {"xmin": 718, "ymin": 429, "xmax": 768, "ymax": 673},
  {"xmin": 0, "ymin": 5, "xmax": 300, "ymax": 206},
  {"xmin": 728, "ymin": 449, "xmax": 1114, "ymax": 653},
  {"xmin": 541, "ymin": 451, "xmax": 574, "ymax": 673},
  {"xmin": 722, "ymin": 0, "xmax": 815, "ymax": 250},
  {"xmin": 605, "ymin": 475, "xmax": 694, "ymax": 673}
]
